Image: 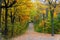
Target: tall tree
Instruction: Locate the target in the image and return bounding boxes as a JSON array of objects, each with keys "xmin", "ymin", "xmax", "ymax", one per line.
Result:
[
  {"xmin": 0, "ymin": 0, "xmax": 3, "ymax": 40},
  {"xmin": 1, "ymin": 0, "xmax": 17, "ymax": 37},
  {"xmin": 44, "ymin": 0, "xmax": 60, "ymax": 36}
]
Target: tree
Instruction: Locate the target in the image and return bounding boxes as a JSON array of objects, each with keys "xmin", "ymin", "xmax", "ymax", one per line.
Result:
[
  {"xmin": 43, "ymin": 0, "xmax": 60, "ymax": 36},
  {"xmin": 0, "ymin": 0, "xmax": 17, "ymax": 38}
]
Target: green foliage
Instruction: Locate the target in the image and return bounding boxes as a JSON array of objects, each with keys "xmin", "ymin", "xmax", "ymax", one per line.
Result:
[
  {"xmin": 1, "ymin": 0, "xmax": 31, "ymax": 38},
  {"xmin": 34, "ymin": 12, "xmax": 60, "ymax": 34},
  {"xmin": 2, "ymin": 21, "xmax": 29, "ymax": 38}
]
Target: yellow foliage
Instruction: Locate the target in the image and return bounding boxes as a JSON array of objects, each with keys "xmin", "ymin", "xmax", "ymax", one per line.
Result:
[
  {"xmin": 34, "ymin": 15, "xmax": 39, "ymax": 21},
  {"xmin": 39, "ymin": 20, "xmax": 45, "ymax": 27},
  {"xmin": 16, "ymin": 0, "xmax": 33, "ymax": 23},
  {"xmin": 42, "ymin": 10, "xmax": 46, "ymax": 14},
  {"xmin": 25, "ymin": 12, "xmax": 30, "ymax": 15},
  {"xmin": 54, "ymin": 12, "xmax": 57, "ymax": 18}
]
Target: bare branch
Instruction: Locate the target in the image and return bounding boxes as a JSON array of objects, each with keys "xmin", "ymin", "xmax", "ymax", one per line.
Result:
[
  {"xmin": 4, "ymin": 0, "xmax": 7, "ymax": 5},
  {"xmin": 8, "ymin": 0, "xmax": 16, "ymax": 7}
]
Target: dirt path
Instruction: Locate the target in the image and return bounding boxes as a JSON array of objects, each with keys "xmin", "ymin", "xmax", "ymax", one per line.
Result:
[{"xmin": 12, "ymin": 23, "xmax": 60, "ymax": 40}]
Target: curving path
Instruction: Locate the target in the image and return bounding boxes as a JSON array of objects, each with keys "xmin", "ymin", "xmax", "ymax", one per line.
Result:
[{"xmin": 12, "ymin": 23, "xmax": 60, "ymax": 40}]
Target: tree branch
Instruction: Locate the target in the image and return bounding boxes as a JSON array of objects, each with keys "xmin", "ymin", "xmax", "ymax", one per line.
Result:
[
  {"xmin": 4, "ymin": 0, "xmax": 7, "ymax": 5},
  {"xmin": 8, "ymin": 1, "xmax": 16, "ymax": 7},
  {"xmin": 1, "ymin": 6, "xmax": 5, "ymax": 8}
]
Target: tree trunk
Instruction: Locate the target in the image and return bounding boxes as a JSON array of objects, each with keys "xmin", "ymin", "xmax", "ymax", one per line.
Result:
[
  {"xmin": 0, "ymin": 4, "xmax": 2, "ymax": 40},
  {"xmin": 43, "ymin": 14, "xmax": 46, "ymax": 33},
  {"xmin": 19, "ymin": 16, "xmax": 20, "ymax": 22},
  {"xmin": 4, "ymin": 7, "xmax": 8, "ymax": 36},
  {"xmin": 46, "ymin": 8, "xmax": 48, "ymax": 19},
  {"xmin": 10, "ymin": 12, "xmax": 13, "ymax": 23},
  {"xmin": 0, "ymin": 5, "xmax": 2, "ymax": 34},
  {"xmin": 50, "ymin": 9, "xmax": 54, "ymax": 36}
]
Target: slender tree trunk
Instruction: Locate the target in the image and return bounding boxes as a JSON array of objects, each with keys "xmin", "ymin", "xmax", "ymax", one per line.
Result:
[
  {"xmin": 10, "ymin": 12, "xmax": 13, "ymax": 23},
  {"xmin": 50, "ymin": 9, "xmax": 54, "ymax": 36},
  {"xmin": 46, "ymin": 8, "xmax": 48, "ymax": 19},
  {"xmin": 43, "ymin": 14, "xmax": 46, "ymax": 33},
  {"xmin": 10, "ymin": 8, "xmax": 16, "ymax": 36},
  {"xmin": 0, "ymin": 5, "xmax": 2, "ymax": 34},
  {"xmin": 0, "ymin": 4, "xmax": 2, "ymax": 40},
  {"xmin": 19, "ymin": 16, "xmax": 20, "ymax": 22},
  {"xmin": 4, "ymin": 7, "xmax": 8, "ymax": 36},
  {"xmin": 11, "ymin": 15, "xmax": 15, "ymax": 36}
]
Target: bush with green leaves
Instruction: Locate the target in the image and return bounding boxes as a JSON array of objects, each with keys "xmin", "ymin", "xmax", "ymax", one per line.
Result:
[
  {"xmin": 1, "ymin": 19, "xmax": 29, "ymax": 38},
  {"xmin": 34, "ymin": 12, "xmax": 60, "ymax": 34}
]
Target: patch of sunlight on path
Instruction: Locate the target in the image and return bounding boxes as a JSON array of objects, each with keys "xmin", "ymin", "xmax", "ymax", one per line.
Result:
[{"xmin": 12, "ymin": 23, "xmax": 60, "ymax": 40}]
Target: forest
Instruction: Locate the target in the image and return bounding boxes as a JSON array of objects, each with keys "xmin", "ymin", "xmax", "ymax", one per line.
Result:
[{"xmin": 0, "ymin": 0, "xmax": 60, "ymax": 39}]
